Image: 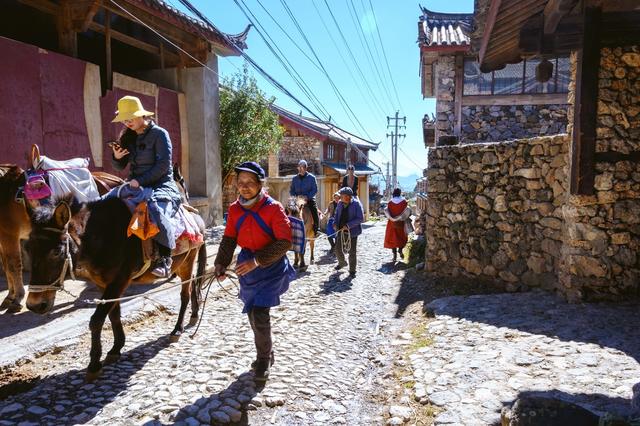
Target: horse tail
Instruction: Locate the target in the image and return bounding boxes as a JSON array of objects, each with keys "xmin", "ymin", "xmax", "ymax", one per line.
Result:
[{"xmin": 195, "ymin": 243, "xmax": 207, "ymax": 292}]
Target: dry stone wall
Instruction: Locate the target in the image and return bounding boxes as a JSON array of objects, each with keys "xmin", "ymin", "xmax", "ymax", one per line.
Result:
[
  {"xmin": 278, "ymin": 136, "xmax": 322, "ymax": 176},
  {"xmin": 460, "ymin": 104, "xmax": 568, "ymax": 143},
  {"xmin": 425, "ymin": 134, "xmax": 569, "ymax": 292},
  {"xmin": 560, "ymin": 46, "xmax": 640, "ymax": 301}
]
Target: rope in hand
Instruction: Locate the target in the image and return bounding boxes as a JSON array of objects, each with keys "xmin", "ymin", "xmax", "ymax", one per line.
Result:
[{"xmin": 339, "ymin": 226, "xmax": 352, "ymax": 255}]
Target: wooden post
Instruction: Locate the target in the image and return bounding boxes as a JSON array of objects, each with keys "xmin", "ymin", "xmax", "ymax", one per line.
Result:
[
  {"xmin": 570, "ymin": 6, "xmax": 601, "ymax": 195},
  {"xmin": 57, "ymin": 0, "xmax": 77, "ymax": 56},
  {"xmin": 160, "ymin": 42, "xmax": 165, "ymax": 69},
  {"xmin": 454, "ymin": 53, "xmax": 464, "ymax": 137},
  {"xmin": 105, "ymin": 8, "xmax": 112, "ymax": 90}
]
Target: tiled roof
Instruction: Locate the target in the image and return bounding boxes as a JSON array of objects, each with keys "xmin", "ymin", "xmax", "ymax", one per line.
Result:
[
  {"xmin": 322, "ymin": 162, "xmax": 378, "ymax": 176},
  {"xmin": 127, "ymin": 0, "xmax": 249, "ymax": 53},
  {"xmin": 270, "ymin": 104, "xmax": 378, "ymax": 150},
  {"xmin": 418, "ymin": 6, "xmax": 473, "ymax": 48}
]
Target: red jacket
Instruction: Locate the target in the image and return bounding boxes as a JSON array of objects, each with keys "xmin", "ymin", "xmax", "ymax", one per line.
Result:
[{"xmin": 224, "ymin": 196, "xmax": 292, "ymax": 252}]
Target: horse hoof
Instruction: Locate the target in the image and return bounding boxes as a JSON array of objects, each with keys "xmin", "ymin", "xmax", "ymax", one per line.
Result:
[
  {"xmin": 104, "ymin": 354, "xmax": 120, "ymax": 365},
  {"xmin": 86, "ymin": 369, "xmax": 102, "ymax": 383},
  {"xmin": 6, "ymin": 301, "xmax": 22, "ymax": 313},
  {"xmin": 0, "ymin": 297, "xmax": 13, "ymax": 309},
  {"xmin": 187, "ymin": 317, "xmax": 198, "ymax": 327},
  {"xmin": 169, "ymin": 333, "xmax": 181, "ymax": 343}
]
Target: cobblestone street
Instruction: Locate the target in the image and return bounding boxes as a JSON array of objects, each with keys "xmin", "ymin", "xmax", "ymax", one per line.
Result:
[{"xmin": 0, "ymin": 222, "xmax": 416, "ymax": 425}]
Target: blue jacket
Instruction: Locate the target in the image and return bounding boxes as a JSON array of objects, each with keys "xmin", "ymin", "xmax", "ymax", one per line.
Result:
[
  {"xmin": 290, "ymin": 172, "xmax": 318, "ymax": 199},
  {"xmin": 112, "ymin": 122, "xmax": 181, "ymax": 202},
  {"xmin": 334, "ymin": 198, "xmax": 364, "ymax": 237}
]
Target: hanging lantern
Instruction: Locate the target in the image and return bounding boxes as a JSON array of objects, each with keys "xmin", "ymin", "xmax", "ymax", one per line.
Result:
[{"xmin": 536, "ymin": 58, "xmax": 554, "ymax": 83}]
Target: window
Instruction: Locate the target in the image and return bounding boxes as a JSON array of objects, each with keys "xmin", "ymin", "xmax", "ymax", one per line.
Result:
[
  {"xmin": 463, "ymin": 57, "xmax": 570, "ymax": 96},
  {"xmin": 327, "ymin": 144, "xmax": 335, "ymax": 160}
]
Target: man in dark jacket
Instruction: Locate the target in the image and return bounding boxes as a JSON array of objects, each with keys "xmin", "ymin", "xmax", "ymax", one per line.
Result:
[
  {"xmin": 289, "ymin": 160, "xmax": 320, "ymax": 236},
  {"xmin": 333, "ymin": 186, "xmax": 364, "ymax": 277}
]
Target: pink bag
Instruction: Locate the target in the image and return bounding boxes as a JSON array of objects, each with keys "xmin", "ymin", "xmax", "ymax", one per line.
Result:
[{"xmin": 24, "ymin": 173, "xmax": 52, "ymax": 200}]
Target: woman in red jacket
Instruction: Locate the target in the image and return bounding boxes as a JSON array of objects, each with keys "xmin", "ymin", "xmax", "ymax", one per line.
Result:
[
  {"xmin": 214, "ymin": 162, "xmax": 295, "ymax": 382},
  {"xmin": 384, "ymin": 188, "xmax": 411, "ymax": 261}
]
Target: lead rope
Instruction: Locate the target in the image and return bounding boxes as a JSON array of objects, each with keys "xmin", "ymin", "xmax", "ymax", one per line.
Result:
[
  {"xmin": 339, "ymin": 226, "xmax": 351, "ymax": 255},
  {"xmin": 190, "ymin": 272, "xmax": 240, "ymax": 338}
]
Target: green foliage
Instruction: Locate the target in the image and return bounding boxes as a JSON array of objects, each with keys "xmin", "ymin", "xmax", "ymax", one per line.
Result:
[
  {"xmin": 403, "ymin": 235, "xmax": 426, "ymax": 268},
  {"xmin": 219, "ymin": 64, "xmax": 284, "ymax": 181}
]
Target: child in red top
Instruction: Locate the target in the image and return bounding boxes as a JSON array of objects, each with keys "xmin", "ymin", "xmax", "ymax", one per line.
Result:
[{"xmin": 214, "ymin": 162, "xmax": 295, "ymax": 382}]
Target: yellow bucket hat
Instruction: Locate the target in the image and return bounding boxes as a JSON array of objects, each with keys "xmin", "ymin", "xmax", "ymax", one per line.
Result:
[{"xmin": 112, "ymin": 96, "xmax": 154, "ymax": 123}]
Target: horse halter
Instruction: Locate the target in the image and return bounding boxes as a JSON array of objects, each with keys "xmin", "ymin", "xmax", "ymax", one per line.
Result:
[{"xmin": 27, "ymin": 227, "xmax": 77, "ymax": 293}]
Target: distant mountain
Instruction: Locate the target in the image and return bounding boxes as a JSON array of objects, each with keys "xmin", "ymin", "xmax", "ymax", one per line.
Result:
[{"xmin": 397, "ymin": 173, "xmax": 420, "ymax": 191}]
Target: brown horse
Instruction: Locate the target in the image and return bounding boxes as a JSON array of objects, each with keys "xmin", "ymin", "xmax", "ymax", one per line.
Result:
[
  {"xmin": 0, "ymin": 165, "xmax": 124, "ymax": 312},
  {"xmin": 25, "ymin": 195, "xmax": 207, "ymax": 381},
  {"xmin": 292, "ymin": 196, "xmax": 316, "ymax": 267}
]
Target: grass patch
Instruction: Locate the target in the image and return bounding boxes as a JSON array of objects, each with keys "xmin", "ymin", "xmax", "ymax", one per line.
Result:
[
  {"xmin": 404, "ymin": 235, "xmax": 426, "ymax": 268},
  {"xmin": 408, "ymin": 322, "xmax": 434, "ymax": 351}
]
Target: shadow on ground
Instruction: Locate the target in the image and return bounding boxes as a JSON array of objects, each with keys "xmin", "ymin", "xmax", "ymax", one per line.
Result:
[
  {"xmin": 169, "ymin": 372, "xmax": 265, "ymax": 425},
  {"xmin": 0, "ymin": 336, "xmax": 170, "ymax": 423}
]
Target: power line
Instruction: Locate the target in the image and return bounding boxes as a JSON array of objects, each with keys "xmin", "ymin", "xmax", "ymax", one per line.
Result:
[
  {"xmin": 366, "ymin": 0, "xmax": 405, "ymax": 113},
  {"xmin": 234, "ymin": 0, "xmax": 332, "ymax": 121},
  {"xmin": 309, "ymin": 0, "xmax": 386, "ymax": 122},
  {"xmin": 318, "ymin": 0, "xmax": 390, "ymax": 120},
  {"xmin": 278, "ymin": 0, "xmax": 375, "ymax": 142},
  {"xmin": 399, "ymin": 145, "xmax": 424, "ymax": 170},
  {"xmin": 345, "ymin": 0, "xmax": 397, "ymax": 112}
]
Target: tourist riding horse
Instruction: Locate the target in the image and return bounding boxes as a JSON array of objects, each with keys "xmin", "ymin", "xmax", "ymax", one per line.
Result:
[
  {"xmin": 291, "ymin": 196, "xmax": 316, "ymax": 266},
  {"xmin": 25, "ymin": 193, "xmax": 207, "ymax": 382}
]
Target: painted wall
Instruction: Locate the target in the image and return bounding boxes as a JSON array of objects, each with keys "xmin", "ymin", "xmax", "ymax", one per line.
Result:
[{"xmin": 0, "ymin": 36, "xmax": 183, "ymax": 175}]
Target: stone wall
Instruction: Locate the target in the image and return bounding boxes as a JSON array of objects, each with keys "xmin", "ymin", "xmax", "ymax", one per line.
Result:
[
  {"xmin": 434, "ymin": 55, "xmax": 456, "ymax": 143},
  {"xmin": 460, "ymin": 104, "xmax": 569, "ymax": 143},
  {"xmin": 423, "ymin": 46, "xmax": 640, "ymax": 302},
  {"xmin": 559, "ymin": 46, "xmax": 640, "ymax": 301},
  {"xmin": 425, "ymin": 134, "xmax": 569, "ymax": 292},
  {"xmin": 278, "ymin": 136, "xmax": 322, "ymax": 176}
]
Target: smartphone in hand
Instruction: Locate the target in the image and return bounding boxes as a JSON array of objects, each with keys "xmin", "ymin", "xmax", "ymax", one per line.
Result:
[{"xmin": 107, "ymin": 141, "xmax": 121, "ymax": 150}]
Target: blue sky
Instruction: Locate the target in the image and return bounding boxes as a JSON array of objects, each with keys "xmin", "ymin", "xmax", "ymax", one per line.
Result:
[{"xmin": 171, "ymin": 0, "xmax": 474, "ymax": 177}]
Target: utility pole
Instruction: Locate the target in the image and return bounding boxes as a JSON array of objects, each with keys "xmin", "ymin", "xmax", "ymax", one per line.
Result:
[
  {"xmin": 385, "ymin": 162, "xmax": 391, "ymax": 198},
  {"xmin": 387, "ymin": 111, "xmax": 406, "ymax": 191}
]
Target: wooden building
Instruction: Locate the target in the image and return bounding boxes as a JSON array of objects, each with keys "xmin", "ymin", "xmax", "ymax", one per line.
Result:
[
  {"xmin": 0, "ymin": 0, "xmax": 249, "ymax": 224},
  {"xmin": 266, "ymin": 104, "xmax": 379, "ymax": 218},
  {"xmin": 418, "ymin": 6, "xmax": 571, "ymax": 146}
]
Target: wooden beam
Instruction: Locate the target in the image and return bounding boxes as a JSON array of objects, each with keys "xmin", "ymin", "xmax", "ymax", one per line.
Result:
[
  {"xmin": 478, "ymin": 0, "xmax": 503, "ymax": 68},
  {"xmin": 570, "ymin": 6, "xmax": 601, "ymax": 196},
  {"xmin": 105, "ymin": 9, "xmax": 112, "ymax": 90},
  {"xmin": 544, "ymin": 0, "xmax": 579, "ymax": 34},
  {"xmin": 80, "ymin": 0, "xmax": 102, "ymax": 32},
  {"xmin": 88, "ymin": 21, "xmax": 178, "ymax": 62},
  {"xmin": 595, "ymin": 151, "xmax": 640, "ymax": 163},
  {"xmin": 57, "ymin": 0, "xmax": 78, "ymax": 57},
  {"xmin": 462, "ymin": 93, "xmax": 568, "ymax": 106},
  {"xmin": 17, "ymin": 0, "xmax": 59, "ymax": 15},
  {"xmin": 454, "ymin": 53, "xmax": 463, "ymax": 137}
]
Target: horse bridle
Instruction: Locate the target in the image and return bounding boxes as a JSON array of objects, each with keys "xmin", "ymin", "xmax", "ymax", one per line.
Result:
[{"xmin": 27, "ymin": 227, "xmax": 77, "ymax": 293}]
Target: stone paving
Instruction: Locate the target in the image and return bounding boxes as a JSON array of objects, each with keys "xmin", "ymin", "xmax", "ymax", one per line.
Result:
[
  {"xmin": 0, "ymin": 222, "xmax": 409, "ymax": 425},
  {"xmin": 408, "ymin": 292, "xmax": 640, "ymax": 425}
]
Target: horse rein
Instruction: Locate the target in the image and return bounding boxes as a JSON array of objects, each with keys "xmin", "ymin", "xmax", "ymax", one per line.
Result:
[{"xmin": 28, "ymin": 227, "xmax": 77, "ymax": 293}]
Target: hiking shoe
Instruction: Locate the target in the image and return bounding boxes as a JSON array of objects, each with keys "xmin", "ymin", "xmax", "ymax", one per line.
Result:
[
  {"xmin": 151, "ymin": 256, "xmax": 173, "ymax": 278},
  {"xmin": 349, "ymin": 271, "xmax": 356, "ymax": 278},
  {"xmin": 253, "ymin": 358, "xmax": 272, "ymax": 382},
  {"xmin": 335, "ymin": 262, "xmax": 347, "ymax": 271}
]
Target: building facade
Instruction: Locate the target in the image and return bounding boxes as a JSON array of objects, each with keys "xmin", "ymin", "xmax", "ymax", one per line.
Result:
[
  {"xmin": 418, "ymin": 7, "xmax": 570, "ymax": 146},
  {"xmin": 0, "ymin": 0, "xmax": 248, "ymax": 225}
]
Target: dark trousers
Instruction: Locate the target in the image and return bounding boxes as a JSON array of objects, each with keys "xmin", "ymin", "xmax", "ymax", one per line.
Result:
[
  {"xmin": 335, "ymin": 234, "xmax": 358, "ymax": 273},
  {"xmin": 247, "ymin": 307, "xmax": 272, "ymax": 360},
  {"xmin": 306, "ymin": 198, "xmax": 320, "ymax": 232}
]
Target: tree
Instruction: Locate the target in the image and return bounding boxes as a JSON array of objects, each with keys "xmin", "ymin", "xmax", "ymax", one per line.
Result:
[{"xmin": 219, "ymin": 64, "xmax": 284, "ymax": 182}]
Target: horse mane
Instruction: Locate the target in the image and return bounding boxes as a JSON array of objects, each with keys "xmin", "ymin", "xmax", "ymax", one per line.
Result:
[{"xmin": 31, "ymin": 193, "xmax": 84, "ymax": 227}]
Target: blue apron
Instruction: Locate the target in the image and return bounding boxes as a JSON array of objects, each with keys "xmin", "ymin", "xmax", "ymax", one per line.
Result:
[{"xmin": 235, "ymin": 197, "xmax": 296, "ymax": 313}]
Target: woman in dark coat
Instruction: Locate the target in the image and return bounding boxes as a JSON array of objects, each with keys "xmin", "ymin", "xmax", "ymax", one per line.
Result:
[
  {"xmin": 110, "ymin": 95, "xmax": 182, "ymax": 277},
  {"xmin": 341, "ymin": 164, "xmax": 359, "ymax": 196}
]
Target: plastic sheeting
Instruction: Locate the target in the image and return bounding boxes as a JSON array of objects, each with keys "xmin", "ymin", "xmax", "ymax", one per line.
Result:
[{"xmin": 38, "ymin": 156, "xmax": 100, "ymax": 203}]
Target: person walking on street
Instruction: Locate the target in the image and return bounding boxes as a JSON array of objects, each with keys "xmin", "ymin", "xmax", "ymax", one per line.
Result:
[
  {"xmin": 341, "ymin": 164, "xmax": 359, "ymax": 196},
  {"xmin": 214, "ymin": 162, "xmax": 296, "ymax": 382},
  {"xmin": 290, "ymin": 160, "xmax": 320, "ymax": 236},
  {"xmin": 110, "ymin": 95, "xmax": 182, "ymax": 277},
  {"xmin": 384, "ymin": 188, "xmax": 412, "ymax": 261},
  {"xmin": 334, "ymin": 187, "xmax": 364, "ymax": 277}
]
